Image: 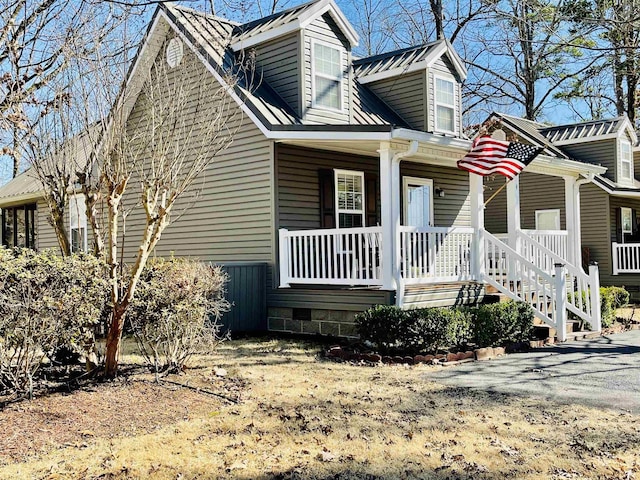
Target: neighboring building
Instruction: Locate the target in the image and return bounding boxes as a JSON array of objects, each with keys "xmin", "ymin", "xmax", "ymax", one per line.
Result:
[
  {"xmin": 0, "ymin": 0, "xmax": 605, "ymax": 338},
  {"xmin": 483, "ymin": 113, "xmax": 640, "ymax": 297}
]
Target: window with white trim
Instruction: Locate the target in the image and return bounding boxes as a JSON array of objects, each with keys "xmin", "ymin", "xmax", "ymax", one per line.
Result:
[
  {"xmin": 620, "ymin": 140, "xmax": 633, "ymax": 182},
  {"xmin": 622, "ymin": 207, "xmax": 633, "ymax": 235},
  {"xmin": 535, "ymin": 209, "xmax": 561, "ymax": 231},
  {"xmin": 312, "ymin": 41, "xmax": 343, "ymax": 111},
  {"xmin": 69, "ymin": 194, "xmax": 87, "ymax": 253},
  {"xmin": 434, "ymin": 75, "xmax": 456, "ymax": 133},
  {"xmin": 335, "ymin": 169, "xmax": 364, "ymax": 228}
]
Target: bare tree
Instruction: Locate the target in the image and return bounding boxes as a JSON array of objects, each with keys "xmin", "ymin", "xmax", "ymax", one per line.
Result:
[
  {"xmin": 92, "ymin": 38, "xmax": 243, "ymax": 376},
  {"xmin": 0, "ymin": 0, "xmax": 148, "ymax": 179}
]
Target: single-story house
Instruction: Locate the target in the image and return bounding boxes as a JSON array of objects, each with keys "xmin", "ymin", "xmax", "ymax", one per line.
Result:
[{"xmin": 0, "ymin": 0, "xmax": 606, "ymax": 338}]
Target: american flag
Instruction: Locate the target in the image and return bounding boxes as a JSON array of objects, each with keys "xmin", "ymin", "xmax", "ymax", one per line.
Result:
[{"xmin": 457, "ymin": 137, "xmax": 543, "ymax": 180}]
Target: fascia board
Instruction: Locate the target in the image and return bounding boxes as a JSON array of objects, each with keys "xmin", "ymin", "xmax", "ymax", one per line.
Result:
[
  {"xmin": 298, "ymin": 0, "xmax": 359, "ymax": 46},
  {"xmin": 230, "ymin": 21, "xmax": 301, "ymax": 51},
  {"xmin": 356, "ymin": 60, "xmax": 430, "ymax": 84}
]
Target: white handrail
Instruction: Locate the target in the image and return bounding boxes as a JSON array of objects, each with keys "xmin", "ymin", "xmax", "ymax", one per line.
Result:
[
  {"xmin": 279, "ymin": 227, "xmax": 383, "ymax": 287},
  {"xmin": 399, "ymin": 226, "xmax": 475, "ymax": 283},
  {"xmin": 612, "ymin": 242, "xmax": 640, "ymax": 274},
  {"xmin": 484, "ymin": 231, "xmax": 560, "ymax": 330},
  {"xmin": 516, "ymin": 230, "xmax": 599, "ymax": 329}
]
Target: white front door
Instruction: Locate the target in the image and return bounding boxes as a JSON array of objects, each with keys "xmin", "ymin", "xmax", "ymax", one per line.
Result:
[{"xmin": 403, "ymin": 176, "xmax": 434, "ymax": 227}]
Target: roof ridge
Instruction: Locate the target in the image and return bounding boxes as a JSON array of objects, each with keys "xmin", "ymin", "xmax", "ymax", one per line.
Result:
[
  {"xmin": 233, "ymin": 0, "xmax": 322, "ymax": 32},
  {"xmin": 539, "ymin": 115, "xmax": 627, "ymax": 131},
  {"xmin": 166, "ymin": 3, "xmax": 240, "ymax": 26},
  {"xmin": 353, "ymin": 40, "xmax": 442, "ymax": 65}
]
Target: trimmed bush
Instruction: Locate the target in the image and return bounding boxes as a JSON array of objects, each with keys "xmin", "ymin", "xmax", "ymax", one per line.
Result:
[
  {"xmin": 128, "ymin": 257, "xmax": 229, "ymax": 374},
  {"xmin": 402, "ymin": 307, "xmax": 473, "ymax": 355},
  {"xmin": 600, "ymin": 286, "xmax": 630, "ymax": 328},
  {"xmin": 472, "ymin": 301, "xmax": 534, "ymax": 347},
  {"xmin": 0, "ymin": 248, "xmax": 108, "ymax": 397},
  {"xmin": 354, "ymin": 305, "xmax": 406, "ymax": 354}
]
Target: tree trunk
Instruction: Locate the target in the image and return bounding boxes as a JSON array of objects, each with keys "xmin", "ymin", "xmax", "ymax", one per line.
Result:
[
  {"xmin": 104, "ymin": 304, "xmax": 126, "ymax": 377},
  {"xmin": 50, "ymin": 205, "xmax": 71, "ymax": 256}
]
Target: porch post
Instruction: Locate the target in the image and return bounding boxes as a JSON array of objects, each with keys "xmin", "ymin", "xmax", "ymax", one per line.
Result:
[
  {"xmin": 469, "ymin": 173, "xmax": 485, "ymax": 280},
  {"xmin": 506, "ymin": 176, "xmax": 521, "ymax": 280},
  {"xmin": 564, "ymin": 176, "xmax": 576, "ymax": 266},
  {"xmin": 574, "ymin": 180, "xmax": 584, "ymax": 270},
  {"xmin": 379, "ymin": 143, "xmax": 398, "ymax": 291}
]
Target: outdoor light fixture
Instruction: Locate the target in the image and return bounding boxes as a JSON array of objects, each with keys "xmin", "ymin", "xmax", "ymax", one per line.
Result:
[{"xmin": 435, "ymin": 188, "xmax": 445, "ymax": 198}]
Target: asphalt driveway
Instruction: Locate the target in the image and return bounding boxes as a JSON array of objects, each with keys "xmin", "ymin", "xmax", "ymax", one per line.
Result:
[{"xmin": 424, "ymin": 330, "xmax": 640, "ymax": 412}]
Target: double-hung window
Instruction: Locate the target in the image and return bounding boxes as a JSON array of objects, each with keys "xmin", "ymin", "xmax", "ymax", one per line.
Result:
[
  {"xmin": 312, "ymin": 41, "xmax": 343, "ymax": 111},
  {"xmin": 69, "ymin": 194, "xmax": 87, "ymax": 253},
  {"xmin": 434, "ymin": 76, "xmax": 456, "ymax": 133},
  {"xmin": 620, "ymin": 140, "xmax": 633, "ymax": 182},
  {"xmin": 335, "ymin": 169, "xmax": 364, "ymax": 228}
]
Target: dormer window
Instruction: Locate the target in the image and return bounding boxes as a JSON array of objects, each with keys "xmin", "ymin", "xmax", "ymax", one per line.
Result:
[
  {"xmin": 434, "ymin": 75, "xmax": 456, "ymax": 133},
  {"xmin": 620, "ymin": 140, "xmax": 633, "ymax": 182},
  {"xmin": 312, "ymin": 41, "xmax": 343, "ymax": 111}
]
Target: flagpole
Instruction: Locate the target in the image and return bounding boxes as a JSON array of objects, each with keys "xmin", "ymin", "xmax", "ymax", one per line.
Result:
[{"xmin": 483, "ymin": 178, "xmax": 509, "ymax": 208}]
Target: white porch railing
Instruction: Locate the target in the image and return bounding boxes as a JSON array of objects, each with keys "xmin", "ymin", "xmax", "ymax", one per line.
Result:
[
  {"xmin": 399, "ymin": 226, "xmax": 475, "ymax": 283},
  {"xmin": 485, "ymin": 231, "xmax": 601, "ymax": 338},
  {"xmin": 279, "ymin": 227, "xmax": 383, "ymax": 287},
  {"xmin": 496, "ymin": 230, "xmax": 569, "ymax": 273},
  {"xmin": 612, "ymin": 242, "xmax": 640, "ymax": 274}
]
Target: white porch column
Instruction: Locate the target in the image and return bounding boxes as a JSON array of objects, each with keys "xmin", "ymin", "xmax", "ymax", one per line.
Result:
[
  {"xmin": 506, "ymin": 176, "xmax": 521, "ymax": 280},
  {"xmin": 564, "ymin": 176, "xmax": 577, "ymax": 267},
  {"xmin": 574, "ymin": 180, "xmax": 584, "ymax": 270},
  {"xmin": 469, "ymin": 173, "xmax": 485, "ymax": 280},
  {"xmin": 379, "ymin": 143, "xmax": 399, "ymax": 291}
]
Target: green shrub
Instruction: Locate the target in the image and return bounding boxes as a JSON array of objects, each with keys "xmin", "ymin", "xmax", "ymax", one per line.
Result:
[
  {"xmin": 354, "ymin": 305, "xmax": 406, "ymax": 354},
  {"xmin": 0, "ymin": 248, "xmax": 108, "ymax": 397},
  {"xmin": 472, "ymin": 301, "xmax": 534, "ymax": 347},
  {"xmin": 402, "ymin": 307, "xmax": 473, "ymax": 355},
  {"xmin": 128, "ymin": 257, "xmax": 229, "ymax": 374},
  {"xmin": 599, "ymin": 286, "xmax": 630, "ymax": 328}
]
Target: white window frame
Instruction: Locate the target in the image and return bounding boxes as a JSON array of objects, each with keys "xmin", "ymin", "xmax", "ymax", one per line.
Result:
[
  {"xmin": 69, "ymin": 193, "xmax": 87, "ymax": 253},
  {"xmin": 433, "ymin": 73, "xmax": 457, "ymax": 134},
  {"xmin": 535, "ymin": 209, "xmax": 561, "ymax": 231},
  {"xmin": 621, "ymin": 207, "xmax": 633, "ymax": 236},
  {"xmin": 311, "ymin": 39, "xmax": 345, "ymax": 113},
  {"xmin": 402, "ymin": 176, "xmax": 434, "ymax": 227},
  {"xmin": 334, "ymin": 169, "xmax": 365, "ymax": 229},
  {"xmin": 619, "ymin": 139, "xmax": 633, "ymax": 183}
]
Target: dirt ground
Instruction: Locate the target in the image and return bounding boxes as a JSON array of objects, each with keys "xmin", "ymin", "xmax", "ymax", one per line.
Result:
[{"xmin": 1, "ymin": 338, "xmax": 640, "ymax": 479}]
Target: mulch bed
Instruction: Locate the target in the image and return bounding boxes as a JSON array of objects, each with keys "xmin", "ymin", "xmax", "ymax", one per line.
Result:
[{"xmin": 0, "ymin": 369, "xmax": 242, "ymax": 465}]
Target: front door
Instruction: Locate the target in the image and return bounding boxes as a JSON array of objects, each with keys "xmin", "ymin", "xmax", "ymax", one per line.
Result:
[{"xmin": 403, "ymin": 176, "xmax": 434, "ymax": 227}]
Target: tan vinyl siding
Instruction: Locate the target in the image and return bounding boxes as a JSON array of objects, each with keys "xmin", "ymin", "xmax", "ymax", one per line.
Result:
[
  {"xmin": 254, "ymin": 32, "xmax": 300, "ymax": 116},
  {"xmin": 605, "ymin": 196, "xmax": 640, "ymax": 292},
  {"xmin": 368, "ymin": 71, "xmax": 425, "ymax": 131},
  {"xmin": 276, "ymin": 144, "xmax": 378, "ymax": 230},
  {"xmin": 116, "ymin": 36, "xmax": 273, "ymax": 265},
  {"xmin": 580, "ymin": 183, "xmax": 611, "ymax": 279},
  {"xmin": 400, "ymin": 162, "xmax": 471, "ymax": 227},
  {"xmin": 484, "ymin": 173, "xmax": 566, "ymax": 232},
  {"xmin": 271, "ymin": 145, "xmax": 471, "ymax": 310},
  {"xmin": 561, "ymin": 139, "xmax": 616, "ymax": 182},
  {"xmin": 36, "ymin": 199, "xmax": 60, "ymax": 252},
  {"xmin": 303, "ymin": 13, "xmax": 351, "ymax": 124},
  {"xmin": 426, "ymin": 57, "xmax": 462, "ymax": 135}
]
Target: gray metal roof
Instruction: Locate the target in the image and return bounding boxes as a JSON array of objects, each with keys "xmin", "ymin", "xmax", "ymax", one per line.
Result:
[
  {"xmin": 540, "ymin": 117, "xmax": 627, "ymax": 143},
  {"xmin": 0, "ymin": 169, "xmax": 41, "ymax": 203},
  {"xmin": 491, "ymin": 113, "xmax": 570, "ymax": 159},
  {"xmin": 231, "ymin": 0, "xmax": 317, "ymax": 43},
  {"xmin": 353, "ymin": 42, "xmax": 441, "ymax": 77},
  {"xmin": 166, "ymin": 4, "xmax": 407, "ymax": 128}
]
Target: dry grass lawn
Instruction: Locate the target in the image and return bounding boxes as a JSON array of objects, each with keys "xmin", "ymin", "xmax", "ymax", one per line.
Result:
[{"xmin": 1, "ymin": 338, "xmax": 640, "ymax": 479}]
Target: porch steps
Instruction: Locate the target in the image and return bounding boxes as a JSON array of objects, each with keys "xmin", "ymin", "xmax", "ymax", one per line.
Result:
[{"xmin": 402, "ymin": 282, "xmax": 485, "ymax": 309}]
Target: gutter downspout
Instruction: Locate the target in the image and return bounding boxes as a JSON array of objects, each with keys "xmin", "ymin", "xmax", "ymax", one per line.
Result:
[
  {"xmin": 574, "ymin": 173, "xmax": 595, "ymax": 272},
  {"xmin": 391, "ymin": 140, "xmax": 419, "ymax": 307}
]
